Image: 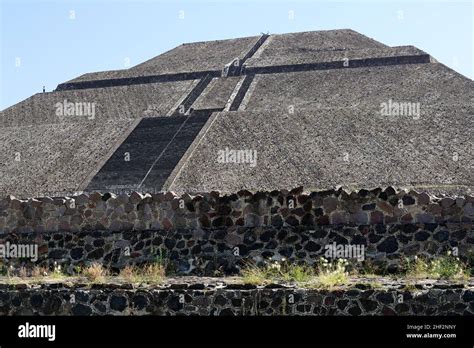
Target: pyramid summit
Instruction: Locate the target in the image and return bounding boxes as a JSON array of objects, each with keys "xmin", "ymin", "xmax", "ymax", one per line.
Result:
[{"xmin": 1, "ymin": 29, "xmax": 472, "ymax": 198}]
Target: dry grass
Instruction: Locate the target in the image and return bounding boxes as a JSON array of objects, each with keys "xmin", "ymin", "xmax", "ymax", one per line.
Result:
[
  {"xmin": 307, "ymin": 258, "xmax": 349, "ymax": 289},
  {"xmin": 240, "ymin": 263, "xmax": 272, "ymax": 285},
  {"xmin": 82, "ymin": 263, "xmax": 107, "ymax": 283},
  {"xmin": 0, "ymin": 262, "xmax": 166, "ymax": 285},
  {"xmin": 405, "ymin": 254, "xmax": 470, "ymax": 280},
  {"xmin": 241, "ymin": 259, "xmax": 314, "ymax": 285},
  {"xmin": 31, "ymin": 266, "xmax": 49, "ymax": 278},
  {"xmin": 119, "ymin": 264, "xmax": 165, "ymax": 284},
  {"xmin": 241, "ymin": 258, "xmax": 349, "ymax": 289}
]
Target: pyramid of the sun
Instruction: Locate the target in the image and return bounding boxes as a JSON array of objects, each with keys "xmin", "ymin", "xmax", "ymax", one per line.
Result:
[{"xmin": 0, "ymin": 29, "xmax": 472, "ymax": 198}]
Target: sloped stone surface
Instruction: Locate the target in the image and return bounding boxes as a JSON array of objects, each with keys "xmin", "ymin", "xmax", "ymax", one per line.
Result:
[{"xmin": 0, "ymin": 29, "xmax": 472, "ymax": 198}]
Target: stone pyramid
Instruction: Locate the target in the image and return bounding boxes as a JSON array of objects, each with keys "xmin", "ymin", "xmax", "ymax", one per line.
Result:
[{"xmin": 1, "ymin": 29, "xmax": 472, "ymax": 198}]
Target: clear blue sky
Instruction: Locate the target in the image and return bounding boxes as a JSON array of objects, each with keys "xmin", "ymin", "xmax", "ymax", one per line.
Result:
[{"xmin": 1, "ymin": 0, "xmax": 472, "ymax": 110}]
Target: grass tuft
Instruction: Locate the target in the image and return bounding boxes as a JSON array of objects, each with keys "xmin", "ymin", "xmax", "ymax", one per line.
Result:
[
  {"xmin": 309, "ymin": 258, "xmax": 349, "ymax": 289},
  {"xmin": 82, "ymin": 263, "xmax": 107, "ymax": 283},
  {"xmin": 241, "ymin": 258, "xmax": 349, "ymax": 288},
  {"xmin": 119, "ymin": 263, "xmax": 165, "ymax": 284},
  {"xmin": 405, "ymin": 253, "xmax": 469, "ymax": 280}
]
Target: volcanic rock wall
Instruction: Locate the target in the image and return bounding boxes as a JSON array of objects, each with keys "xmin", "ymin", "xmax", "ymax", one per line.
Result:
[
  {"xmin": 0, "ymin": 279, "xmax": 472, "ymax": 316},
  {"xmin": 0, "ymin": 188, "xmax": 472, "ymax": 274}
]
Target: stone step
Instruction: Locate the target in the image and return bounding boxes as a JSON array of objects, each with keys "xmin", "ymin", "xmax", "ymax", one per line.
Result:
[
  {"xmin": 86, "ymin": 113, "xmax": 211, "ymax": 191},
  {"xmin": 1, "ymin": 278, "xmax": 472, "ymax": 316}
]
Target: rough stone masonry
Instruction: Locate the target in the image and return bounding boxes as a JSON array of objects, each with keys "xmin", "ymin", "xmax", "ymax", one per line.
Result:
[
  {"xmin": 0, "ymin": 188, "xmax": 472, "ymax": 275},
  {"xmin": 0, "ymin": 278, "xmax": 472, "ymax": 316}
]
